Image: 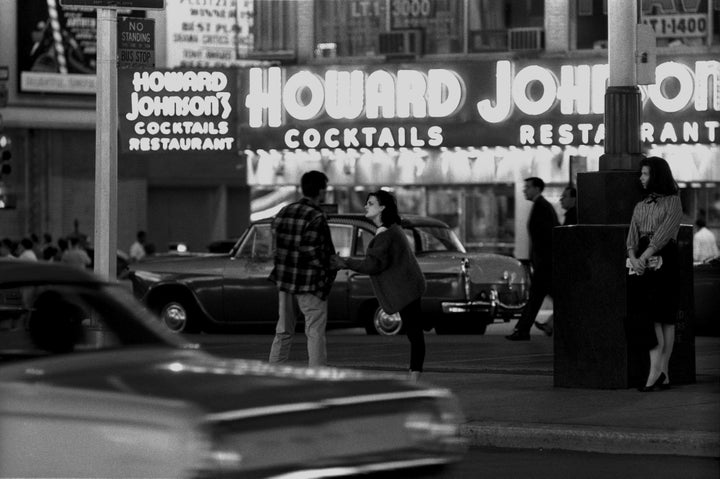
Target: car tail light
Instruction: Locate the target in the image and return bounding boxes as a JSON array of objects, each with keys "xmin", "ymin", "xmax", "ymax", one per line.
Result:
[{"xmin": 461, "ymin": 258, "xmax": 471, "ymax": 301}]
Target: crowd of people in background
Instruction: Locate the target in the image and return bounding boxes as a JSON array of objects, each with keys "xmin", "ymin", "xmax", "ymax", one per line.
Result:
[{"xmin": 0, "ymin": 233, "xmax": 91, "ymax": 269}]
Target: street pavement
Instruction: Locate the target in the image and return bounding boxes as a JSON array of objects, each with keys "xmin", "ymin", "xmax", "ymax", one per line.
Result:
[{"xmin": 196, "ymin": 320, "xmax": 720, "ymax": 458}]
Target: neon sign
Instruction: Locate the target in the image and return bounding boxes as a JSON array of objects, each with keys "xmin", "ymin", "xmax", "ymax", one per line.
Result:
[
  {"xmin": 478, "ymin": 60, "xmax": 719, "ymax": 123},
  {"xmin": 245, "ymin": 67, "xmax": 465, "ymax": 127},
  {"xmin": 124, "ymin": 71, "xmax": 235, "ymax": 152},
  {"xmin": 241, "ymin": 58, "xmax": 719, "ymax": 148}
]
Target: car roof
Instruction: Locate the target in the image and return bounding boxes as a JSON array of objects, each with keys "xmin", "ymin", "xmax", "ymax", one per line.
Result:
[
  {"xmin": 0, "ymin": 260, "xmax": 104, "ymax": 287},
  {"xmin": 254, "ymin": 213, "xmax": 450, "ymax": 229}
]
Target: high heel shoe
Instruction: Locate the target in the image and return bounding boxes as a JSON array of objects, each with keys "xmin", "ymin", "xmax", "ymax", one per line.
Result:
[{"xmin": 638, "ymin": 372, "xmax": 666, "ymax": 392}]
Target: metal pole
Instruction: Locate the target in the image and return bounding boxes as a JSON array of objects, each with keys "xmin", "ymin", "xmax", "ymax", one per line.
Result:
[
  {"xmin": 94, "ymin": 8, "xmax": 118, "ymax": 280},
  {"xmin": 601, "ymin": 0, "xmax": 642, "ymax": 171}
]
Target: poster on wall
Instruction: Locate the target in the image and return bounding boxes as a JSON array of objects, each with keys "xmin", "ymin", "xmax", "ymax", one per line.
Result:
[
  {"xmin": 16, "ymin": 0, "xmax": 144, "ymax": 94},
  {"xmin": 165, "ymin": 0, "xmax": 257, "ymax": 68},
  {"xmin": 117, "ymin": 68, "xmax": 239, "ymax": 161}
]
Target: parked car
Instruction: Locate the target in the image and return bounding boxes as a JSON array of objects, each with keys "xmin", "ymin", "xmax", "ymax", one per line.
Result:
[
  {"xmin": 694, "ymin": 256, "xmax": 720, "ymax": 336},
  {"xmin": 129, "ymin": 214, "xmax": 530, "ymax": 335},
  {"xmin": 0, "ymin": 261, "xmax": 466, "ymax": 478}
]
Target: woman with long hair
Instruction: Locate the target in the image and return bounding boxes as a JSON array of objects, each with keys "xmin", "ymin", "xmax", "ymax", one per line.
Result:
[
  {"xmin": 335, "ymin": 190, "xmax": 427, "ymax": 381},
  {"xmin": 626, "ymin": 156, "xmax": 683, "ymax": 391}
]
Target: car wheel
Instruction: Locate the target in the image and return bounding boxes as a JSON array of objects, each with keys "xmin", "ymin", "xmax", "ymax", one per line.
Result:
[
  {"xmin": 158, "ymin": 300, "xmax": 200, "ymax": 333},
  {"xmin": 371, "ymin": 307, "xmax": 403, "ymax": 336}
]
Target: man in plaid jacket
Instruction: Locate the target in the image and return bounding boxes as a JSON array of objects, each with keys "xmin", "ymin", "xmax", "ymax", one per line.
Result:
[{"xmin": 268, "ymin": 171, "xmax": 337, "ymax": 367}]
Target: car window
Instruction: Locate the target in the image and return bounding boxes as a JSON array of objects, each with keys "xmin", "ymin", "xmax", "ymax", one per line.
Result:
[
  {"xmin": 403, "ymin": 229, "xmax": 416, "ymax": 252},
  {"xmin": 330, "ymin": 224, "xmax": 354, "ymax": 257},
  {"xmin": 355, "ymin": 228, "xmax": 374, "ymax": 256},
  {"xmin": 413, "ymin": 226, "xmax": 466, "ymax": 253},
  {"xmin": 235, "ymin": 224, "xmax": 273, "ymax": 259},
  {"xmin": 0, "ymin": 283, "xmax": 174, "ymax": 363}
]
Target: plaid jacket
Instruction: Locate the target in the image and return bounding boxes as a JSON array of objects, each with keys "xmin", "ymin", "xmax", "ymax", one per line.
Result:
[{"xmin": 268, "ymin": 198, "xmax": 336, "ymax": 299}]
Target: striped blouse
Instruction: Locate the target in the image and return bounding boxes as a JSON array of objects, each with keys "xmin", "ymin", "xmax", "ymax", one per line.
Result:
[{"xmin": 626, "ymin": 194, "xmax": 683, "ymax": 255}]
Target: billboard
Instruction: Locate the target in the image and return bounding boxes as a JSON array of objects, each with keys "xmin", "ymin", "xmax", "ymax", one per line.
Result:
[{"xmin": 16, "ymin": 0, "xmax": 144, "ymax": 94}]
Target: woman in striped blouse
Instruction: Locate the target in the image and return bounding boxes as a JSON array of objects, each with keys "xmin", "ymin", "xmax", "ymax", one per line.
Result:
[{"xmin": 626, "ymin": 156, "xmax": 683, "ymax": 392}]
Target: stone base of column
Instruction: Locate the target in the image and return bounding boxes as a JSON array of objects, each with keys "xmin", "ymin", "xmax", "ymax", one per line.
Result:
[
  {"xmin": 599, "ymin": 152, "xmax": 644, "ymax": 171},
  {"xmin": 553, "ymin": 225, "xmax": 696, "ymax": 389},
  {"xmin": 577, "ymin": 170, "xmax": 643, "ymax": 225}
]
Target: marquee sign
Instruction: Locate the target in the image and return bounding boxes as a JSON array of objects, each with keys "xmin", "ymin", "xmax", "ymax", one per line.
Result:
[
  {"xmin": 118, "ymin": 69, "xmax": 238, "ymax": 157},
  {"xmin": 236, "ymin": 56, "xmax": 720, "ymax": 149}
]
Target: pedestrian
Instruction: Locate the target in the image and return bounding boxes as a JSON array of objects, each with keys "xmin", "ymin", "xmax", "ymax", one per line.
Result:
[
  {"xmin": 54, "ymin": 237, "xmax": 68, "ymax": 262},
  {"xmin": 626, "ymin": 156, "xmax": 683, "ymax": 392},
  {"xmin": 560, "ymin": 185, "xmax": 577, "ymax": 226},
  {"xmin": 268, "ymin": 171, "xmax": 338, "ymax": 367},
  {"xmin": 129, "ymin": 230, "xmax": 147, "ymax": 262},
  {"xmin": 29, "ymin": 233, "xmax": 43, "ymax": 259},
  {"xmin": 507, "ymin": 177, "xmax": 559, "ymax": 340},
  {"xmin": 61, "ymin": 236, "xmax": 91, "ymax": 269},
  {"xmin": 692, "ymin": 218, "xmax": 718, "ymax": 263},
  {"xmin": 335, "ymin": 190, "xmax": 427, "ymax": 382},
  {"xmin": 0, "ymin": 238, "xmax": 16, "ymax": 259},
  {"xmin": 41, "ymin": 233, "xmax": 58, "ymax": 261},
  {"xmin": 17, "ymin": 238, "xmax": 38, "ymax": 261}
]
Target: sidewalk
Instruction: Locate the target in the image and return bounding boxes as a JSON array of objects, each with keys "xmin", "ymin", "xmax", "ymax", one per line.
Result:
[{"xmin": 328, "ymin": 333, "xmax": 720, "ymax": 458}]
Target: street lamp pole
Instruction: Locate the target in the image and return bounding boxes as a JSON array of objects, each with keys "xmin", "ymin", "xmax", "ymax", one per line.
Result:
[{"xmin": 602, "ymin": 0, "xmax": 643, "ymax": 172}]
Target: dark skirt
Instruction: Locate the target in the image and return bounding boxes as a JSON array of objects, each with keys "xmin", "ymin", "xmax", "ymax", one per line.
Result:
[{"xmin": 626, "ymin": 238, "xmax": 680, "ymax": 349}]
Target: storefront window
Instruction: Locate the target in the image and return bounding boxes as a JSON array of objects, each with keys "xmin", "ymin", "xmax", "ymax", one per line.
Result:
[
  {"xmin": 576, "ymin": 0, "xmax": 608, "ymax": 50},
  {"xmin": 463, "ymin": 185, "xmax": 515, "ymax": 254},
  {"xmin": 390, "ymin": 0, "xmax": 465, "ymax": 54},
  {"xmin": 314, "ymin": 0, "xmax": 387, "ymax": 57},
  {"xmin": 577, "ymin": 0, "xmax": 718, "ymax": 50},
  {"xmin": 314, "ymin": 0, "xmax": 544, "ymax": 57},
  {"xmin": 252, "ymin": 0, "xmax": 297, "ymax": 55}
]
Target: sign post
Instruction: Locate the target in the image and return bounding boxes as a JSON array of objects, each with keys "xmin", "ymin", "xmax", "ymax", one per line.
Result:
[
  {"xmin": 60, "ymin": 0, "xmax": 164, "ymax": 280},
  {"xmin": 94, "ymin": 7, "xmax": 118, "ymax": 280}
]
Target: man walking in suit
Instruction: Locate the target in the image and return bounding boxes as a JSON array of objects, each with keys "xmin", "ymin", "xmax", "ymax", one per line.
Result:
[
  {"xmin": 507, "ymin": 177, "xmax": 559, "ymax": 341},
  {"xmin": 560, "ymin": 186, "xmax": 577, "ymax": 226}
]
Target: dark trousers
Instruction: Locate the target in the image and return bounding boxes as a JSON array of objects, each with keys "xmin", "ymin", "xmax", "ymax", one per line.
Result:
[
  {"xmin": 400, "ymin": 298, "xmax": 425, "ymax": 372},
  {"xmin": 514, "ymin": 270, "xmax": 552, "ymax": 335}
]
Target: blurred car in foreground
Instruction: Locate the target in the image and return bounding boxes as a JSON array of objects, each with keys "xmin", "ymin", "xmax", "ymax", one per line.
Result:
[
  {"xmin": 0, "ymin": 261, "xmax": 466, "ymax": 478},
  {"xmin": 129, "ymin": 214, "xmax": 530, "ymax": 335},
  {"xmin": 694, "ymin": 256, "xmax": 720, "ymax": 336}
]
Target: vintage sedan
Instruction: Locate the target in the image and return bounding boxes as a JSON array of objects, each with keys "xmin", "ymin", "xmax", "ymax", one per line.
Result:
[
  {"xmin": 0, "ymin": 261, "xmax": 466, "ymax": 478},
  {"xmin": 129, "ymin": 214, "xmax": 529, "ymax": 335}
]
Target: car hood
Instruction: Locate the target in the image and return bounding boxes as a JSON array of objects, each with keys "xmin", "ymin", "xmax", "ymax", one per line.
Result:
[
  {"xmin": 0, "ymin": 348, "xmax": 428, "ymax": 415},
  {"xmin": 130, "ymin": 254, "xmax": 229, "ymax": 275},
  {"xmin": 417, "ymin": 252, "xmax": 527, "ymax": 282}
]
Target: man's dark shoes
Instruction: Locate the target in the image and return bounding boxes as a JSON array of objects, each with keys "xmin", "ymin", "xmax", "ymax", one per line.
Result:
[
  {"xmin": 506, "ymin": 330, "xmax": 530, "ymax": 341},
  {"xmin": 534, "ymin": 320, "xmax": 553, "ymax": 336}
]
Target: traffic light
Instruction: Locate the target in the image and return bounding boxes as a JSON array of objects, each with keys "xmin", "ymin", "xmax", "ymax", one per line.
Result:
[{"xmin": 0, "ymin": 133, "xmax": 10, "ymax": 179}]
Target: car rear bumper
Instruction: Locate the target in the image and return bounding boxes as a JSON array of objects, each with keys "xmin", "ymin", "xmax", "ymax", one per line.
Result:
[{"xmin": 440, "ymin": 290, "xmax": 526, "ymax": 319}]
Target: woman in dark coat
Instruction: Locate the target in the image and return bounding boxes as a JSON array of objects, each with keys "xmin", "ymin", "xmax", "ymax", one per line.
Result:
[
  {"xmin": 626, "ymin": 157, "xmax": 683, "ymax": 391},
  {"xmin": 335, "ymin": 190, "xmax": 427, "ymax": 381}
]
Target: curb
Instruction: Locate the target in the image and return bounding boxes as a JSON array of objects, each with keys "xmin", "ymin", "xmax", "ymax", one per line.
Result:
[{"xmin": 460, "ymin": 421, "xmax": 720, "ymax": 458}]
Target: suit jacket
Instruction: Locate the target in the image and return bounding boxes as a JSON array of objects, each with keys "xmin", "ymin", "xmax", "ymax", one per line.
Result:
[
  {"xmin": 563, "ymin": 206, "xmax": 577, "ymax": 226},
  {"xmin": 528, "ymin": 195, "xmax": 560, "ymax": 276}
]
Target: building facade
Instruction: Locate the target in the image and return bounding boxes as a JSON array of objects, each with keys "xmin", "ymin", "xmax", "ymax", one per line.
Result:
[{"xmin": 0, "ymin": 0, "xmax": 718, "ymax": 257}]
